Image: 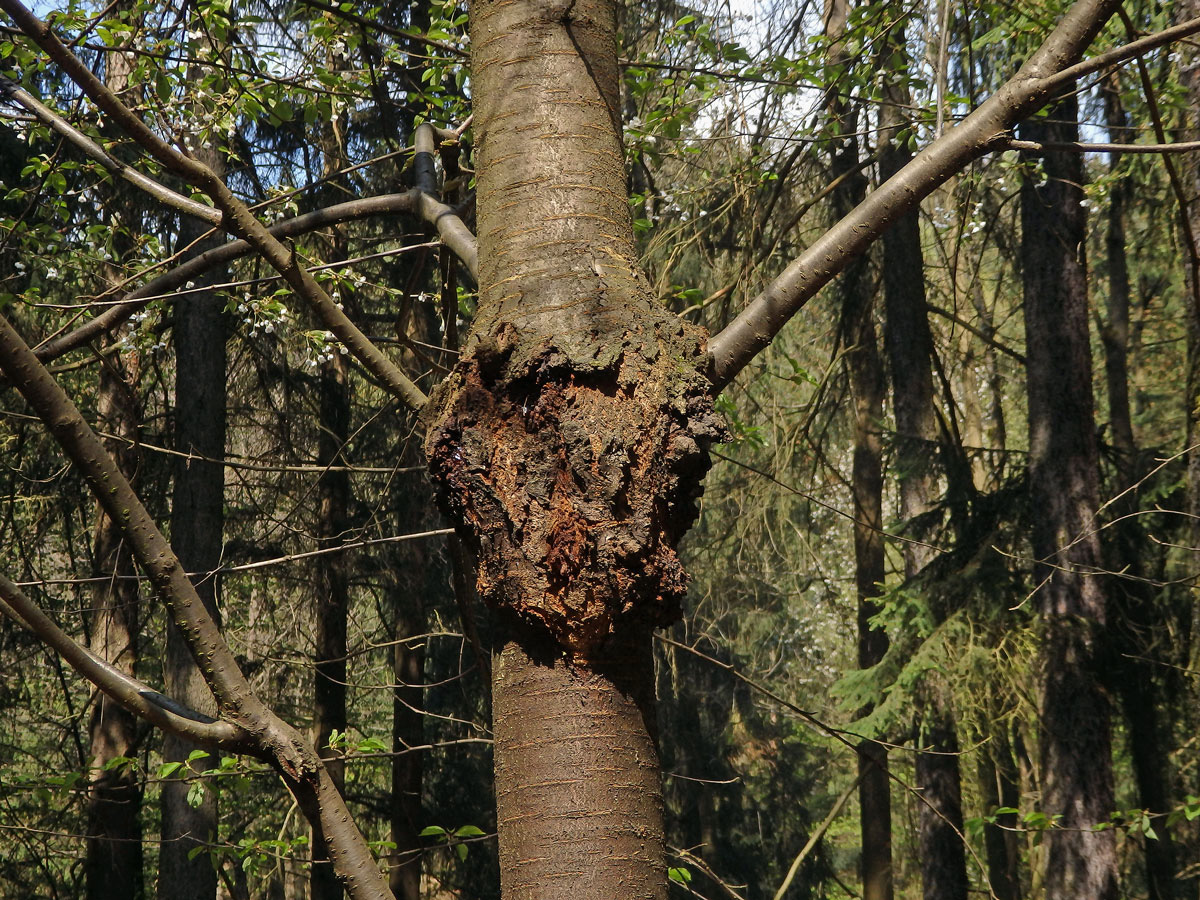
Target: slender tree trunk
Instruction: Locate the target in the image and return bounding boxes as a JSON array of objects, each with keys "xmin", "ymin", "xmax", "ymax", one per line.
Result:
[
  {"xmin": 310, "ymin": 78, "xmax": 355, "ymax": 900},
  {"xmin": 312, "ymin": 351, "xmax": 350, "ymax": 900},
  {"xmin": 161, "ymin": 153, "xmax": 226, "ymax": 900},
  {"xmin": 386, "ymin": 323, "xmax": 439, "ymax": 900},
  {"xmin": 846, "ymin": 243, "xmax": 891, "ymax": 900},
  {"xmin": 86, "ymin": 30, "xmax": 145, "ymax": 899},
  {"xmin": 425, "ymin": 0, "xmax": 722, "ymax": 895},
  {"xmin": 86, "ymin": 344, "xmax": 144, "ymax": 900},
  {"xmin": 878, "ymin": 25, "xmax": 967, "ymax": 900},
  {"xmin": 1100, "ymin": 77, "xmax": 1135, "ymax": 470},
  {"xmin": 977, "ymin": 723, "xmax": 1021, "ymax": 900},
  {"xmin": 1019, "ymin": 92, "xmax": 1118, "ymax": 900},
  {"xmin": 826, "ymin": 4, "xmax": 890, "ymax": 896},
  {"xmin": 389, "ymin": 584, "xmax": 424, "ymax": 900},
  {"xmin": 1180, "ymin": 0, "xmax": 1200, "ymax": 535},
  {"xmin": 1099, "ymin": 74, "xmax": 1178, "ymax": 900}
]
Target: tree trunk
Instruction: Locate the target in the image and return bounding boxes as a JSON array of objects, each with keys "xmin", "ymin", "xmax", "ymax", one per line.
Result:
[
  {"xmin": 86, "ymin": 31, "xmax": 145, "ymax": 900},
  {"xmin": 389, "ymin": 588, "xmax": 424, "ymax": 900},
  {"xmin": 878, "ymin": 23, "xmax": 967, "ymax": 900},
  {"xmin": 312, "ymin": 352, "xmax": 350, "ymax": 900},
  {"xmin": 425, "ymin": 0, "xmax": 722, "ymax": 895},
  {"xmin": 86, "ymin": 344, "xmax": 145, "ymax": 900},
  {"xmin": 827, "ymin": 4, "xmax": 891, "ymax": 896},
  {"xmin": 977, "ymin": 722, "xmax": 1021, "ymax": 900},
  {"xmin": 1180, "ymin": 0, "xmax": 1200, "ymax": 536},
  {"xmin": 161, "ymin": 153, "xmax": 227, "ymax": 900},
  {"xmin": 1020, "ymin": 92, "xmax": 1118, "ymax": 900},
  {"xmin": 1099, "ymin": 74, "xmax": 1179, "ymax": 900}
]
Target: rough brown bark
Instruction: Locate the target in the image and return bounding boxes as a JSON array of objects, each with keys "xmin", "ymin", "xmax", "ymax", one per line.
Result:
[
  {"xmin": 1020, "ymin": 93, "xmax": 1118, "ymax": 900},
  {"xmin": 1100, "ymin": 74, "xmax": 1179, "ymax": 900},
  {"xmin": 977, "ymin": 724, "xmax": 1021, "ymax": 900},
  {"xmin": 878, "ymin": 25, "xmax": 967, "ymax": 900},
  {"xmin": 425, "ymin": 0, "xmax": 720, "ymax": 895},
  {"xmin": 86, "ymin": 344, "xmax": 145, "ymax": 900},
  {"xmin": 161, "ymin": 149, "xmax": 226, "ymax": 900},
  {"xmin": 312, "ymin": 352, "xmax": 351, "ymax": 900},
  {"xmin": 825, "ymin": 4, "xmax": 891, "ymax": 896}
]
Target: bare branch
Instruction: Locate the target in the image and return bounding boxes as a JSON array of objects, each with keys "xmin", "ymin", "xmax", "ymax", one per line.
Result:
[
  {"xmin": 0, "ymin": 572, "xmax": 251, "ymax": 750},
  {"xmin": 414, "ymin": 123, "xmax": 479, "ymax": 280},
  {"xmin": 1, "ymin": 0, "xmax": 428, "ymax": 412},
  {"xmin": 0, "ymin": 308, "xmax": 396, "ymax": 900},
  {"xmin": 0, "ymin": 75, "xmax": 222, "ymax": 224},
  {"xmin": 30, "ymin": 192, "xmax": 424, "ymax": 365},
  {"xmin": 1005, "ymin": 137, "xmax": 1200, "ymax": 154},
  {"xmin": 706, "ymin": 2, "xmax": 1200, "ymax": 387}
]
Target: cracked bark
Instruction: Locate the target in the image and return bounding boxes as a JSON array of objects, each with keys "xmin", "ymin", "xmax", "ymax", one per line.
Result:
[
  {"xmin": 1020, "ymin": 92, "xmax": 1118, "ymax": 900},
  {"xmin": 161, "ymin": 140, "xmax": 226, "ymax": 900},
  {"xmin": 425, "ymin": 0, "xmax": 721, "ymax": 894},
  {"xmin": 878, "ymin": 25, "xmax": 966, "ymax": 900},
  {"xmin": 86, "ymin": 342, "xmax": 145, "ymax": 900}
]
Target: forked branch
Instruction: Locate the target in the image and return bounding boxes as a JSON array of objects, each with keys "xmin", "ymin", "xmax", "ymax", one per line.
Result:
[
  {"xmin": 707, "ymin": 1, "xmax": 1200, "ymax": 387},
  {"xmin": 0, "ymin": 312, "xmax": 396, "ymax": 900},
  {"xmin": 1, "ymin": 0, "xmax": 427, "ymax": 412},
  {"xmin": 0, "ymin": 573, "xmax": 251, "ymax": 750}
]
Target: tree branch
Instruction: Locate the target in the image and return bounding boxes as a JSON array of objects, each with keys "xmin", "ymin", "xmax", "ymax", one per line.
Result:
[
  {"xmin": 0, "ymin": 572, "xmax": 251, "ymax": 750},
  {"xmin": 707, "ymin": 2, "xmax": 1200, "ymax": 387},
  {"xmin": 29, "ymin": 192, "xmax": 425, "ymax": 365},
  {"xmin": 1005, "ymin": 137, "xmax": 1200, "ymax": 154},
  {"xmin": 2, "ymin": 0, "xmax": 428, "ymax": 412},
  {"xmin": 413, "ymin": 123, "xmax": 479, "ymax": 280},
  {"xmin": 0, "ymin": 308, "xmax": 396, "ymax": 900},
  {"xmin": 0, "ymin": 74, "xmax": 222, "ymax": 224}
]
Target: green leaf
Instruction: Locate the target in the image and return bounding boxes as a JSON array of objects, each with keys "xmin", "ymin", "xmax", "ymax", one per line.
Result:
[
  {"xmin": 186, "ymin": 782, "xmax": 206, "ymax": 808},
  {"xmin": 454, "ymin": 825, "xmax": 485, "ymax": 838},
  {"xmin": 455, "ymin": 843, "xmax": 468, "ymax": 862},
  {"xmin": 156, "ymin": 72, "xmax": 171, "ymax": 105},
  {"xmin": 668, "ymin": 866, "xmax": 692, "ymax": 885},
  {"xmin": 187, "ymin": 748, "xmax": 209, "ymax": 763},
  {"xmin": 419, "ymin": 825, "xmax": 447, "ymax": 838},
  {"xmin": 187, "ymin": 845, "xmax": 208, "ymax": 861}
]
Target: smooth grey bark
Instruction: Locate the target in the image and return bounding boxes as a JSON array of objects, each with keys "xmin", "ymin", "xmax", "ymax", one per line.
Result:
[{"xmin": 1020, "ymin": 92, "xmax": 1118, "ymax": 900}]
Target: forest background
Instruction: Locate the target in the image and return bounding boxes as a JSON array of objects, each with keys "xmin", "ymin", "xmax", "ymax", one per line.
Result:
[{"xmin": 2, "ymin": 0, "xmax": 1200, "ymax": 898}]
